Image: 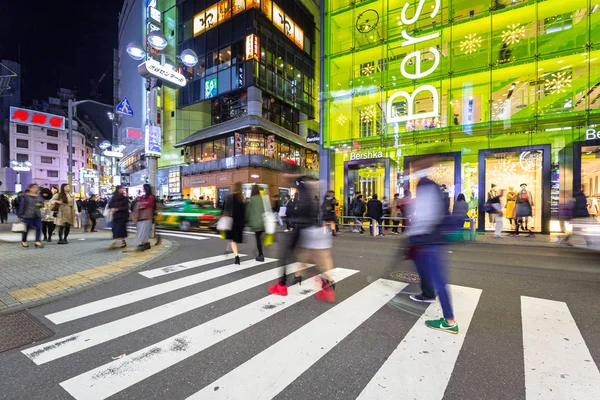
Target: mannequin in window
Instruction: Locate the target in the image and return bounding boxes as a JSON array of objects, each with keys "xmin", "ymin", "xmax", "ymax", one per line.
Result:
[
  {"xmin": 512, "ymin": 183, "xmax": 534, "ymax": 237},
  {"xmin": 505, "ymin": 186, "xmax": 517, "ymax": 229},
  {"xmin": 487, "ymin": 184, "xmax": 497, "ymax": 226}
]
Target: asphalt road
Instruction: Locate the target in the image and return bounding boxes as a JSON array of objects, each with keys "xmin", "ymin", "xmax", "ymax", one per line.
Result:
[{"xmin": 0, "ymin": 229, "xmax": 599, "ymax": 400}]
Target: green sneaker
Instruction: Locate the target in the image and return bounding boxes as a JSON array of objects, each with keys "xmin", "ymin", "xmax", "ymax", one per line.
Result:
[{"xmin": 425, "ymin": 318, "xmax": 459, "ymax": 334}]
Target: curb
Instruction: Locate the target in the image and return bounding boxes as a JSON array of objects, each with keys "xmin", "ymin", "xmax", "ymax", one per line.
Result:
[{"xmin": 0, "ymin": 238, "xmax": 179, "ymax": 316}]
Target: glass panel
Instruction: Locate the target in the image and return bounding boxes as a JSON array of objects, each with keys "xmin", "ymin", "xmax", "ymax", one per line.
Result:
[
  {"xmin": 244, "ymin": 133, "xmax": 265, "ymax": 155},
  {"xmin": 214, "ymin": 138, "xmax": 227, "ymax": 158}
]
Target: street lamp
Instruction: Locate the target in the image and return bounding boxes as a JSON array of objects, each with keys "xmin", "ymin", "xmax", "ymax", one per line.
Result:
[{"xmin": 10, "ymin": 160, "xmax": 32, "ymax": 192}]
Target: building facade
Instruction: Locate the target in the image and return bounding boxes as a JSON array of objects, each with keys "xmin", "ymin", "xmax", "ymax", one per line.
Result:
[
  {"xmin": 155, "ymin": 0, "xmax": 321, "ymax": 202},
  {"xmin": 322, "ymin": 0, "xmax": 600, "ymax": 233}
]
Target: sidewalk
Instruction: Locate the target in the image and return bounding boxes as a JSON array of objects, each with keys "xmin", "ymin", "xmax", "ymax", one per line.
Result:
[{"xmin": 0, "ymin": 227, "xmax": 173, "ymax": 311}]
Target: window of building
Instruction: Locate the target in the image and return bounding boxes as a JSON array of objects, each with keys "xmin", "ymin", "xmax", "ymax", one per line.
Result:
[
  {"xmin": 214, "ymin": 138, "xmax": 227, "ymax": 158},
  {"xmin": 202, "ymin": 141, "xmax": 214, "ymax": 160},
  {"xmin": 72, "ymin": 160, "xmax": 77, "ymax": 167},
  {"xmin": 47, "ymin": 143, "xmax": 58, "ymax": 151},
  {"xmin": 16, "ymin": 139, "xmax": 29, "ymax": 148},
  {"xmin": 218, "ymin": 46, "xmax": 231, "ymax": 71},
  {"xmin": 47, "ymin": 129, "xmax": 59, "ymax": 137},
  {"xmin": 41, "ymin": 156, "xmax": 53, "ymax": 164},
  {"xmin": 226, "ymin": 136, "xmax": 235, "ymax": 157},
  {"xmin": 16, "ymin": 153, "xmax": 28, "ymax": 162},
  {"xmin": 16, "ymin": 124, "xmax": 28, "ymax": 134},
  {"xmin": 47, "ymin": 170, "xmax": 59, "ymax": 178},
  {"xmin": 244, "ymin": 133, "xmax": 265, "ymax": 155}
]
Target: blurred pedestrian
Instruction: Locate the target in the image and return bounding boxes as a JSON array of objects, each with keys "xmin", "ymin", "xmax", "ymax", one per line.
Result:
[
  {"xmin": 366, "ymin": 194, "xmax": 384, "ymax": 236},
  {"xmin": 18, "ymin": 184, "xmax": 44, "ymax": 248},
  {"xmin": 108, "ymin": 186, "xmax": 129, "ymax": 249},
  {"xmin": 246, "ymin": 184, "xmax": 266, "ymax": 262},
  {"xmin": 41, "ymin": 186, "xmax": 58, "ymax": 242},
  {"xmin": 0, "ymin": 194, "xmax": 10, "ymax": 223},
  {"xmin": 223, "ymin": 182, "xmax": 245, "ymax": 265},
  {"xmin": 408, "ymin": 158, "xmax": 458, "ymax": 334},
  {"xmin": 321, "ymin": 190, "xmax": 338, "ymax": 236},
  {"xmin": 86, "ymin": 194, "xmax": 100, "ymax": 232},
  {"xmin": 382, "ymin": 196, "xmax": 390, "ymax": 230},
  {"xmin": 352, "ymin": 194, "xmax": 366, "ymax": 234},
  {"xmin": 399, "ymin": 189, "xmax": 414, "ymax": 232},
  {"xmin": 391, "ymin": 193, "xmax": 401, "ymax": 235},
  {"xmin": 133, "ymin": 184, "xmax": 155, "ymax": 250},
  {"xmin": 440, "ymin": 184, "xmax": 451, "ymax": 215},
  {"xmin": 51, "ymin": 184, "xmax": 78, "ymax": 245},
  {"xmin": 489, "ymin": 189, "xmax": 505, "ymax": 239},
  {"xmin": 282, "ymin": 195, "xmax": 293, "ymax": 232},
  {"xmin": 560, "ymin": 186, "xmax": 591, "ymax": 246}
]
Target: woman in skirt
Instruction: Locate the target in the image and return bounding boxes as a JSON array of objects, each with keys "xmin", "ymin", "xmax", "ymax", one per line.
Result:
[
  {"xmin": 108, "ymin": 186, "xmax": 130, "ymax": 249},
  {"xmin": 133, "ymin": 184, "xmax": 155, "ymax": 250}
]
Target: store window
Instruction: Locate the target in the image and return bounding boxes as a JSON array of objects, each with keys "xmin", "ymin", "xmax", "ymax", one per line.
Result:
[
  {"xmin": 214, "ymin": 138, "xmax": 227, "ymax": 159},
  {"xmin": 244, "ymin": 133, "xmax": 265, "ymax": 155},
  {"xmin": 202, "ymin": 142, "xmax": 214, "ymax": 160},
  {"xmin": 407, "ymin": 155, "xmax": 457, "ymax": 212},
  {"xmin": 484, "ymin": 150, "xmax": 544, "ymax": 233},
  {"xmin": 16, "ymin": 139, "xmax": 29, "ymax": 148},
  {"xmin": 581, "ymin": 145, "xmax": 600, "ymax": 218}
]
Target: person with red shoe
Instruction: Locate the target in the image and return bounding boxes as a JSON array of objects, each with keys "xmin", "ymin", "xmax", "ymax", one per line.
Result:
[{"xmin": 268, "ymin": 177, "xmax": 336, "ymax": 301}]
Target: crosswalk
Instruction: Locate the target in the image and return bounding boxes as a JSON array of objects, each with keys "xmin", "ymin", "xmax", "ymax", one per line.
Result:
[{"xmin": 20, "ymin": 252, "xmax": 600, "ymax": 400}]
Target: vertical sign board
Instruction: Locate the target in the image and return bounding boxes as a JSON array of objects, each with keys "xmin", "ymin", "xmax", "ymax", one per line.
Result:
[
  {"xmin": 145, "ymin": 125, "xmax": 162, "ymax": 156},
  {"xmin": 234, "ymin": 132, "xmax": 243, "ymax": 156},
  {"xmin": 246, "ymin": 34, "xmax": 260, "ymax": 61},
  {"xmin": 462, "ymin": 82, "xmax": 473, "ymax": 135}
]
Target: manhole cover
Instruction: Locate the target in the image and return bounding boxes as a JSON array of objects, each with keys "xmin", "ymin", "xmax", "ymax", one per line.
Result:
[
  {"xmin": 0, "ymin": 311, "xmax": 54, "ymax": 353},
  {"xmin": 390, "ymin": 271, "xmax": 421, "ymax": 283}
]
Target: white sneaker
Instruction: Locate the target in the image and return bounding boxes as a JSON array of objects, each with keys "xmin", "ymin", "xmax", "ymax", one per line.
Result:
[
  {"xmin": 284, "ymin": 229, "xmax": 290, "ymax": 232},
  {"xmin": 493, "ymin": 235, "xmax": 503, "ymax": 239},
  {"xmin": 352, "ymin": 229, "xmax": 359, "ymax": 233}
]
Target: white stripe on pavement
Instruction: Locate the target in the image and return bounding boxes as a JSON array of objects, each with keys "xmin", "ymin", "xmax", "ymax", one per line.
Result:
[
  {"xmin": 521, "ymin": 296, "xmax": 600, "ymax": 400},
  {"xmin": 139, "ymin": 254, "xmax": 248, "ymax": 278},
  {"xmin": 23, "ymin": 263, "xmax": 310, "ymax": 365},
  {"xmin": 357, "ymin": 285, "xmax": 482, "ymax": 400},
  {"xmin": 59, "ymin": 268, "xmax": 359, "ymax": 400},
  {"xmin": 45, "ymin": 258, "xmax": 277, "ymax": 324},
  {"xmin": 187, "ymin": 279, "xmax": 408, "ymax": 400},
  {"xmin": 144, "ymin": 231, "xmax": 208, "ymax": 241}
]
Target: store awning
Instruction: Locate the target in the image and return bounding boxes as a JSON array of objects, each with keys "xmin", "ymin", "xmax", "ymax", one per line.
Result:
[{"xmin": 174, "ymin": 115, "xmax": 319, "ymax": 151}]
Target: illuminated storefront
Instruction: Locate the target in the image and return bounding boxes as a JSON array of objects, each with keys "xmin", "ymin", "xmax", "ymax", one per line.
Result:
[{"xmin": 323, "ymin": 0, "xmax": 600, "ymax": 233}]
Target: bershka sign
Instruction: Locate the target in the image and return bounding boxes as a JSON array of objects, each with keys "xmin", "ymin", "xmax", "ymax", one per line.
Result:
[
  {"xmin": 386, "ymin": 0, "xmax": 441, "ymax": 124},
  {"xmin": 350, "ymin": 150, "xmax": 383, "ymax": 161},
  {"xmin": 138, "ymin": 59, "xmax": 187, "ymax": 89},
  {"xmin": 10, "ymin": 107, "xmax": 66, "ymax": 130},
  {"xmin": 586, "ymin": 128, "xmax": 600, "ymax": 140}
]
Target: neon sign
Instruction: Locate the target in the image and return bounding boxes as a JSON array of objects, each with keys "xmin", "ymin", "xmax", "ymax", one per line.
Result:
[
  {"xmin": 138, "ymin": 59, "xmax": 187, "ymax": 89},
  {"xmin": 246, "ymin": 34, "xmax": 260, "ymax": 61},
  {"xmin": 387, "ymin": 0, "xmax": 440, "ymax": 124},
  {"xmin": 10, "ymin": 107, "xmax": 66, "ymax": 130}
]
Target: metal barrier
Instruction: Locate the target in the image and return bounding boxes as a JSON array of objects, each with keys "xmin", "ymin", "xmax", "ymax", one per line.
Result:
[{"xmin": 332, "ymin": 215, "xmax": 476, "ymax": 241}]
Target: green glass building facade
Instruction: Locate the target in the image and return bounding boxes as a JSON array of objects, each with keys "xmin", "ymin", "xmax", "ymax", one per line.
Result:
[{"xmin": 322, "ymin": 0, "xmax": 600, "ymax": 233}]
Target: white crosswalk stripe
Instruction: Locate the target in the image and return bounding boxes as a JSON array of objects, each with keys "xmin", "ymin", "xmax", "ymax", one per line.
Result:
[
  {"xmin": 45, "ymin": 257, "xmax": 277, "ymax": 324},
  {"xmin": 18, "ymin": 252, "xmax": 599, "ymax": 400}
]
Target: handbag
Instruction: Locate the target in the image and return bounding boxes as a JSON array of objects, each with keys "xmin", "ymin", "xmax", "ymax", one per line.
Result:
[
  {"xmin": 262, "ymin": 196, "xmax": 277, "ymax": 235},
  {"xmin": 12, "ymin": 222, "xmax": 27, "ymax": 233},
  {"xmin": 217, "ymin": 216, "xmax": 233, "ymax": 231},
  {"xmin": 103, "ymin": 204, "xmax": 113, "ymax": 222},
  {"xmin": 278, "ymin": 206, "xmax": 287, "ymax": 217},
  {"xmin": 51, "ymin": 202, "xmax": 59, "ymax": 212}
]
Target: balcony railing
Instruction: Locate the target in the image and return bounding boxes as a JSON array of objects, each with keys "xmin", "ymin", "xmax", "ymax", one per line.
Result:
[{"xmin": 182, "ymin": 154, "xmax": 319, "ymax": 179}]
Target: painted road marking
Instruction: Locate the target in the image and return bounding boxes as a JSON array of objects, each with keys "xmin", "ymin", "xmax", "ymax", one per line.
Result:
[
  {"xmin": 59, "ymin": 268, "xmax": 359, "ymax": 400},
  {"xmin": 187, "ymin": 279, "xmax": 408, "ymax": 400},
  {"xmin": 144, "ymin": 231, "xmax": 208, "ymax": 241},
  {"xmin": 23, "ymin": 263, "xmax": 309, "ymax": 365},
  {"xmin": 357, "ymin": 285, "xmax": 482, "ymax": 400},
  {"xmin": 521, "ymin": 296, "xmax": 600, "ymax": 399},
  {"xmin": 139, "ymin": 254, "xmax": 247, "ymax": 278},
  {"xmin": 45, "ymin": 258, "xmax": 277, "ymax": 324}
]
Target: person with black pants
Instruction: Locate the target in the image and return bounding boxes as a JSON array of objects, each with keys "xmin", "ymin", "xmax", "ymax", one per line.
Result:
[
  {"xmin": 41, "ymin": 186, "xmax": 58, "ymax": 242},
  {"xmin": 246, "ymin": 185, "xmax": 266, "ymax": 261},
  {"xmin": 86, "ymin": 194, "xmax": 99, "ymax": 232}
]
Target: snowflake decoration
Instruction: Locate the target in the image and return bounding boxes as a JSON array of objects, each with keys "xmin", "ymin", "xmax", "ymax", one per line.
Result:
[
  {"xmin": 545, "ymin": 71, "xmax": 572, "ymax": 94},
  {"xmin": 362, "ymin": 64, "xmax": 375, "ymax": 76},
  {"xmin": 336, "ymin": 115, "xmax": 348, "ymax": 125},
  {"xmin": 519, "ymin": 151, "xmax": 543, "ymax": 173},
  {"xmin": 460, "ymin": 34, "xmax": 482, "ymax": 54},
  {"xmin": 430, "ymin": 164, "xmax": 450, "ymax": 184},
  {"xmin": 501, "ymin": 24, "xmax": 526, "ymax": 45},
  {"xmin": 489, "ymin": 158, "xmax": 517, "ymax": 180},
  {"xmin": 360, "ymin": 105, "xmax": 377, "ymax": 123}
]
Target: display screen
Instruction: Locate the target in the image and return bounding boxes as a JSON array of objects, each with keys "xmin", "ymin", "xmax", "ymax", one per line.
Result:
[{"xmin": 205, "ymin": 78, "xmax": 218, "ymax": 99}]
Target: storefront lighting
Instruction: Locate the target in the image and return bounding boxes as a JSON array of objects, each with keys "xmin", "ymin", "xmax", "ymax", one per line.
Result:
[
  {"xmin": 126, "ymin": 41, "xmax": 146, "ymax": 60},
  {"xmin": 362, "ymin": 64, "xmax": 375, "ymax": 76},
  {"xmin": 360, "ymin": 105, "xmax": 377, "ymax": 123},
  {"xmin": 501, "ymin": 24, "xmax": 526, "ymax": 45},
  {"xmin": 557, "ymin": 60, "xmax": 564, "ymax": 64},
  {"xmin": 180, "ymin": 49, "xmax": 199, "ymax": 67},
  {"xmin": 460, "ymin": 33, "xmax": 482, "ymax": 54}
]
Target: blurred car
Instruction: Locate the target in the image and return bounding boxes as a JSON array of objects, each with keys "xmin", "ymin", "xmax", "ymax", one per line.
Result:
[
  {"xmin": 156, "ymin": 200, "xmax": 222, "ymax": 231},
  {"xmin": 569, "ymin": 219, "xmax": 600, "ymax": 251}
]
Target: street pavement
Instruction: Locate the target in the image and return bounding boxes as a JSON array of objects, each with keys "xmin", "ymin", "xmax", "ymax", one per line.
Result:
[{"xmin": 0, "ymin": 229, "xmax": 599, "ymax": 400}]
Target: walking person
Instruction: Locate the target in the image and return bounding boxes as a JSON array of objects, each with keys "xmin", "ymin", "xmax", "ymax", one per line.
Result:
[
  {"xmin": 352, "ymin": 194, "xmax": 366, "ymax": 234},
  {"xmin": 560, "ymin": 186, "xmax": 591, "ymax": 246},
  {"xmin": 320, "ymin": 190, "xmax": 338, "ymax": 236},
  {"xmin": 382, "ymin": 196, "xmax": 390, "ymax": 231},
  {"xmin": 86, "ymin": 194, "xmax": 99, "ymax": 232},
  {"xmin": 489, "ymin": 190, "xmax": 505, "ymax": 239},
  {"xmin": 391, "ymin": 193, "xmax": 402, "ymax": 234},
  {"xmin": 18, "ymin": 184, "xmax": 44, "ymax": 248},
  {"xmin": 282, "ymin": 195, "xmax": 293, "ymax": 232},
  {"xmin": 41, "ymin": 186, "xmax": 58, "ymax": 242},
  {"xmin": 399, "ymin": 189, "xmax": 414, "ymax": 232},
  {"xmin": 452, "ymin": 193, "xmax": 469, "ymax": 220},
  {"xmin": 132, "ymin": 184, "xmax": 155, "ymax": 250},
  {"xmin": 108, "ymin": 186, "xmax": 129, "ymax": 249},
  {"xmin": 366, "ymin": 194, "xmax": 384, "ymax": 237},
  {"xmin": 222, "ymin": 182, "xmax": 245, "ymax": 265},
  {"xmin": 408, "ymin": 158, "xmax": 458, "ymax": 334},
  {"xmin": 51, "ymin": 184, "xmax": 78, "ymax": 245},
  {"xmin": 246, "ymin": 184, "xmax": 266, "ymax": 262},
  {"xmin": 0, "ymin": 194, "xmax": 10, "ymax": 224}
]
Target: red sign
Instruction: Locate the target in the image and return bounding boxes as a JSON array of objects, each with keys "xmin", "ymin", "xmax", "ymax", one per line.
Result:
[
  {"xmin": 10, "ymin": 107, "xmax": 66, "ymax": 130},
  {"xmin": 127, "ymin": 128, "xmax": 143, "ymax": 139}
]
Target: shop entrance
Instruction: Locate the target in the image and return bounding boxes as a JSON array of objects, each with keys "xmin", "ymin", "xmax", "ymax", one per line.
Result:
[
  {"xmin": 478, "ymin": 145, "xmax": 551, "ymax": 233},
  {"xmin": 574, "ymin": 140, "xmax": 600, "ymax": 219},
  {"xmin": 344, "ymin": 158, "xmax": 390, "ymax": 214}
]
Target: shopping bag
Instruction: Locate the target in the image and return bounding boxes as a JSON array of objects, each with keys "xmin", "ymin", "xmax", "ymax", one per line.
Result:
[
  {"xmin": 278, "ymin": 206, "xmax": 287, "ymax": 217},
  {"xmin": 262, "ymin": 196, "xmax": 277, "ymax": 235},
  {"xmin": 11, "ymin": 222, "xmax": 27, "ymax": 233},
  {"xmin": 103, "ymin": 205, "xmax": 113, "ymax": 222},
  {"xmin": 217, "ymin": 216, "xmax": 233, "ymax": 231},
  {"xmin": 220, "ymin": 230, "xmax": 227, "ymax": 240}
]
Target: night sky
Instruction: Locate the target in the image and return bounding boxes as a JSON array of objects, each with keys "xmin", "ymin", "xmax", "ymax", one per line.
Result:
[{"xmin": 1, "ymin": 0, "xmax": 123, "ymax": 105}]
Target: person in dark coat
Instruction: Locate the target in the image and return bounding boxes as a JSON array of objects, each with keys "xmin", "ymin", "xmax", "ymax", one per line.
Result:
[
  {"xmin": 0, "ymin": 194, "xmax": 10, "ymax": 223},
  {"xmin": 108, "ymin": 186, "xmax": 130, "ymax": 249},
  {"xmin": 366, "ymin": 194, "xmax": 384, "ymax": 236},
  {"xmin": 223, "ymin": 182, "xmax": 245, "ymax": 265},
  {"xmin": 86, "ymin": 194, "xmax": 99, "ymax": 232},
  {"xmin": 561, "ymin": 187, "xmax": 591, "ymax": 246}
]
